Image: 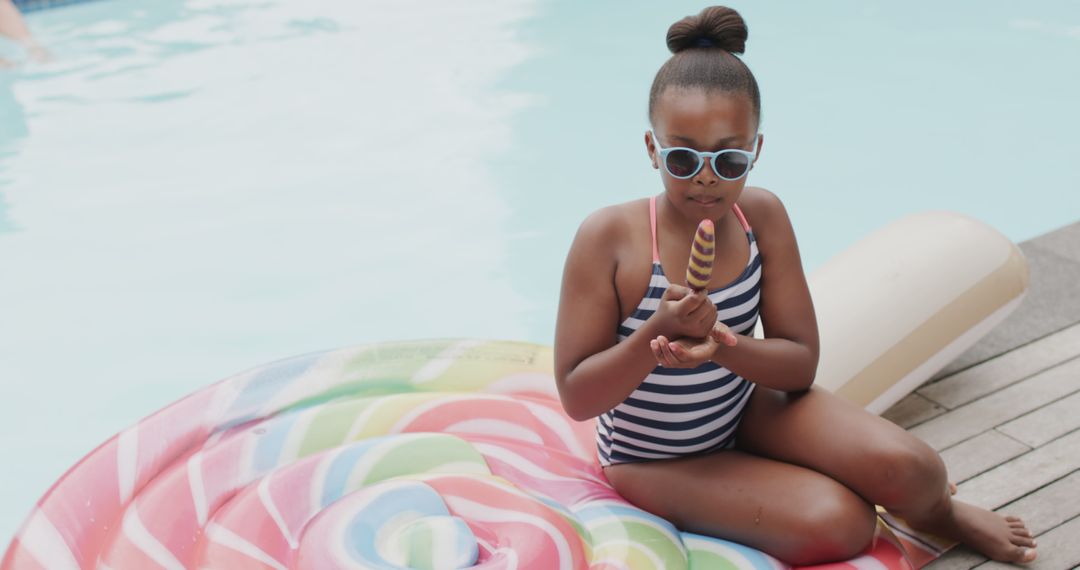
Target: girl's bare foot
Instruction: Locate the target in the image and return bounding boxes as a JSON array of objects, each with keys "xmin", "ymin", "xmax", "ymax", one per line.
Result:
[{"xmin": 946, "ymin": 501, "xmax": 1037, "ymax": 564}]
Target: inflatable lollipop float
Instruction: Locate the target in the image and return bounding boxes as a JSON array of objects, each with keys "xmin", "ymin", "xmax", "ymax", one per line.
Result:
[{"xmin": 2, "ymin": 211, "xmax": 1028, "ymax": 570}]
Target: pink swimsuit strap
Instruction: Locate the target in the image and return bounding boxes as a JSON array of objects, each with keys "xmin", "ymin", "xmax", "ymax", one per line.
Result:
[{"xmin": 649, "ymin": 196, "xmax": 751, "ymax": 263}]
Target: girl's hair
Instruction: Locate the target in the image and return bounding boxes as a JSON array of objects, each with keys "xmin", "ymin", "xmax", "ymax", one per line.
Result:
[{"xmin": 648, "ymin": 6, "xmax": 761, "ymax": 127}]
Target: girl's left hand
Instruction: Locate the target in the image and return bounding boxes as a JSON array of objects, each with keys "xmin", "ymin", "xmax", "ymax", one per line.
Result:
[{"xmin": 650, "ymin": 322, "xmax": 738, "ymax": 368}]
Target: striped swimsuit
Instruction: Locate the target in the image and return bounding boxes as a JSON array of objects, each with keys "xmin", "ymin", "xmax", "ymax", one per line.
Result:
[{"xmin": 597, "ymin": 196, "xmax": 762, "ymax": 467}]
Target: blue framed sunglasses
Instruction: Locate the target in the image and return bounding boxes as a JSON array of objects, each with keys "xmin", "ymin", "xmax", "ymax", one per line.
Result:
[{"xmin": 650, "ymin": 130, "xmax": 759, "ymax": 180}]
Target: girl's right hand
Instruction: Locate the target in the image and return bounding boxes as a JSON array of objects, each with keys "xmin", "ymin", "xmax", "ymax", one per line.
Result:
[{"xmin": 653, "ymin": 284, "xmax": 717, "ymax": 339}]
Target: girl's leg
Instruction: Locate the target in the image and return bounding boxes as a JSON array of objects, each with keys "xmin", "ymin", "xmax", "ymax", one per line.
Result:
[
  {"xmin": 603, "ymin": 449, "xmax": 877, "ymax": 566},
  {"xmin": 735, "ymin": 386, "xmax": 1038, "ymax": 564}
]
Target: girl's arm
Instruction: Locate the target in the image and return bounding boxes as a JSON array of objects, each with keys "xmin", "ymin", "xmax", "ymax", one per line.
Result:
[
  {"xmin": 555, "ymin": 209, "xmax": 661, "ymax": 421},
  {"xmin": 554, "ymin": 207, "xmax": 711, "ymax": 421},
  {"xmin": 710, "ymin": 188, "xmax": 819, "ymax": 392}
]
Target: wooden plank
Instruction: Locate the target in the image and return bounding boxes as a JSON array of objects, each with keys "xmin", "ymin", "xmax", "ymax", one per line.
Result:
[
  {"xmin": 1029, "ymin": 220, "xmax": 1080, "ymax": 263},
  {"xmin": 925, "ymin": 547, "xmax": 987, "ymax": 570},
  {"xmin": 939, "ymin": 431, "xmax": 1031, "ymax": 484},
  {"xmin": 974, "ymin": 514, "xmax": 1080, "ymax": 569},
  {"xmin": 883, "ymin": 392, "xmax": 947, "ymax": 429},
  {"xmin": 996, "ymin": 469, "xmax": 1080, "ymax": 536},
  {"xmin": 918, "ymin": 323, "xmax": 1080, "ymax": 409},
  {"xmin": 957, "ymin": 429, "xmax": 1080, "ymax": 510},
  {"xmin": 996, "ymin": 390, "xmax": 1080, "ymax": 448},
  {"xmin": 908, "ymin": 356, "xmax": 1080, "ymax": 451}
]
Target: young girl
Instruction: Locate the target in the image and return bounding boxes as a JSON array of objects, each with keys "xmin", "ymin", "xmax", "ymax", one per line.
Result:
[{"xmin": 553, "ymin": 6, "xmax": 1037, "ymax": 566}]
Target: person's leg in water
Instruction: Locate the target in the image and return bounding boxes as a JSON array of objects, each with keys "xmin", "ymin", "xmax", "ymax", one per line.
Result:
[
  {"xmin": 735, "ymin": 385, "xmax": 1038, "ymax": 564},
  {"xmin": 0, "ymin": 0, "xmax": 49, "ymax": 62}
]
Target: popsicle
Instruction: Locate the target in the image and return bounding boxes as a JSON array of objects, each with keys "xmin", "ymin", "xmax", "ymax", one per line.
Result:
[{"xmin": 686, "ymin": 219, "xmax": 715, "ymax": 291}]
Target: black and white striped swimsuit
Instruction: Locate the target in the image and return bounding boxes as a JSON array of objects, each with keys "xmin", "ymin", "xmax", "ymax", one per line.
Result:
[{"xmin": 597, "ymin": 196, "xmax": 762, "ymax": 467}]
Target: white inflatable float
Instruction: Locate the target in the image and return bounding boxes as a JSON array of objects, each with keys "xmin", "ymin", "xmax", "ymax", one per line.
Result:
[
  {"xmin": 1, "ymin": 211, "xmax": 1027, "ymax": 570},
  {"xmin": 810, "ymin": 211, "xmax": 1028, "ymax": 413}
]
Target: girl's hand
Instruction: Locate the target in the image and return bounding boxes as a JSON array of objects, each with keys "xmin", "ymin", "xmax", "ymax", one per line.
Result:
[
  {"xmin": 654, "ymin": 284, "xmax": 718, "ymax": 339},
  {"xmin": 710, "ymin": 321, "xmax": 739, "ymax": 347},
  {"xmin": 650, "ymin": 321, "xmax": 738, "ymax": 369}
]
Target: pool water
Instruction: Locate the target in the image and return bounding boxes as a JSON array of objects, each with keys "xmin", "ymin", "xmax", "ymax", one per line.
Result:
[{"xmin": 1, "ymin": 0, "xmax": 1078, "ymax": 542}]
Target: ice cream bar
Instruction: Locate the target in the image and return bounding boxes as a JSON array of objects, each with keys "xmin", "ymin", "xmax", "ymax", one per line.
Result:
[{"xmin": 686, "ymin": 219, "xmax": 715, "ymax": 291}]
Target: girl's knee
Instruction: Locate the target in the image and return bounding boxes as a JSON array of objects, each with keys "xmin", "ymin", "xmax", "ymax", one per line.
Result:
[
  {"xmin": 874, "ymin": 438, "xmax": 947, "ymax": 505},
  {"xmin": 782, "ymin": 485, "xmax": 877, "ymax": 565}
]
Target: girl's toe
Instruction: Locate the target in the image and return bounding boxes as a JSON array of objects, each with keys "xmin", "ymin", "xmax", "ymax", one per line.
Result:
[{"xmin": 1010, "ymin": 536, "xmax": 1036, "ymax": 548}]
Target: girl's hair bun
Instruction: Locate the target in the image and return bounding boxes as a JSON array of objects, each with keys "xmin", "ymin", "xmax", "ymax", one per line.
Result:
[{"xmin": 666, "ymin": 6, "xmax": 747, "ymax": 55}]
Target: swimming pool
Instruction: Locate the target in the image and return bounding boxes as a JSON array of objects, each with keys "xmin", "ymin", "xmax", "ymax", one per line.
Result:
[{"xmin": 1, "ymin": 0, "xmax": 1077, "ymax": 542}]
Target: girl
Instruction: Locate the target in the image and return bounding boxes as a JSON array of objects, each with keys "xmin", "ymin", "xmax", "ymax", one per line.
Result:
[{"xmin": 553, "ymin": 6, "xmax": 1037, "ymax": 566}]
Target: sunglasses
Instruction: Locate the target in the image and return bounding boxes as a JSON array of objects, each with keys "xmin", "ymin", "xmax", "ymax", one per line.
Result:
[{"xmin": 650, "ymin": 130, "xmax": 759, "ymax": 180}]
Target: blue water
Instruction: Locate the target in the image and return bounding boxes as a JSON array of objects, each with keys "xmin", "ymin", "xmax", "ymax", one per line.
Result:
[{"xmin": 1, "ymin": 0, "xmax": 1078, "ymax": 542}]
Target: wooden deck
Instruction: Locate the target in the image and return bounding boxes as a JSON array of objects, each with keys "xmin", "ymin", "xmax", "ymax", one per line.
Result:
[{"xmin": 883, "ymin": 220, "xmax": 1080, "ymax": 569}]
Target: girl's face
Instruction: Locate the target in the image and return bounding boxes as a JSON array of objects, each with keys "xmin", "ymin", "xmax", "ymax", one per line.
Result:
[{"xmin": 647, "ymin": 88, "xmax": 762, "ymax": 223}]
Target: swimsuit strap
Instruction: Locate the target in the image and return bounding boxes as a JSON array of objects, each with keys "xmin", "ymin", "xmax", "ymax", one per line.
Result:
[
  {"xmin": 649, "ymin": 196, "xmax": 661, "ymax": 263},
  {"xmin": 732, "ymin": 203, "xmax": 752, "ymax": 233},
  {"xmin": 650, "ymin": 196, "xmax": 753, "ymax": 264}
]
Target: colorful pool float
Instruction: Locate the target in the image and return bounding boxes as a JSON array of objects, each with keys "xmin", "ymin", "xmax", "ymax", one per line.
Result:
[
  {"xmin": 1, "ymin": 211, "xmax": 1028, "ymax": 569},
  {"xmin": 0, "ymin": 339, "xmax": 950, "ymax": 569}
]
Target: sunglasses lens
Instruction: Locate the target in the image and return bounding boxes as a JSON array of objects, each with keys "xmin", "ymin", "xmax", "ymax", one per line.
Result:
[
  {"xmin": 714, "ymin": 152, "xmax": 751, "ymax": 179},
  {"xmin": 665, "ymin": 150, "xmax": 701, "ymax": 178}
]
